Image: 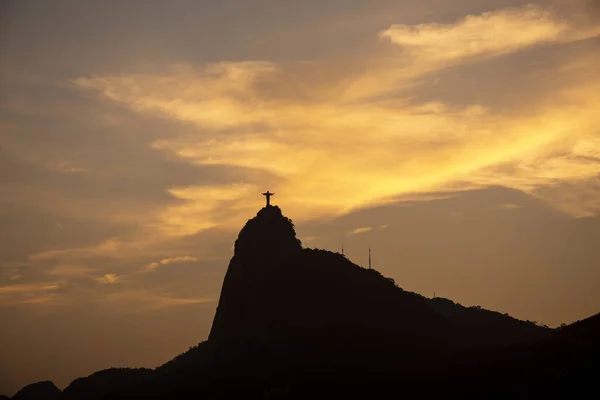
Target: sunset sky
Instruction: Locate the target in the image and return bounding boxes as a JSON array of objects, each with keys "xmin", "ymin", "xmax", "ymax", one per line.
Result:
[{"xmin": 1, "ymin": 0, "xmax": 600, "ymax": 395}]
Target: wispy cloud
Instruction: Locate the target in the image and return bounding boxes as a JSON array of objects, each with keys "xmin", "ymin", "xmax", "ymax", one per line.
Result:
[
  {"xmin": 382, "ymin": 6, "xmax": 567, "ymax": 64},
  {"xmin": 75, "ymin": 4, "xmax": 600, "ymax": 229},
  {"xmin": 145, "ymin": 255, "xmax": 198, "ymax": 271},
  {"xmin": 98, "ymin": 273, "xmax": 119, "ymax": 284},
  {"xmin": 348, "ymin": 225, "xmax": 389, "ymax": 236},
  {"xmin": 2, "ymin": 269, "xmax": 22, "ymax": 282},
  {"xmin": 151, "ymin": 184, "xmax": 260, "ymax": 237},
  {"xmin": 30, "ymin": 239, "xmax": 124, "ymax": 261},
  {"xmin": 3, "ymin": 3, "xmax": 599, "ymax": 314},
  {"xmin": 497, "ymin": 204, "xmax": 525, "ymax": 210},
  {"xmin": 0, "ymin": 281, "xmax": 64, "ymax": 307},
  {"xmin": 47, "ymin": 264, "xmax": 97, "ymax": 278},
  {"xmin": 101, "ymin": 288, "xmax": 215, "ymax": 311},
  {"xmin": 0, "ymin": 283, "xmax": 60, "ymax": 295},
  {"xmin": 348, "ymin": 227, "xmax": 374, "ymax": 236}
]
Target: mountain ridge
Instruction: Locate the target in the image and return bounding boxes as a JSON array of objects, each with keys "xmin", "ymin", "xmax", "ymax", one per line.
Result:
[{"xmin": 6, "ymin": 205, "xmax": 598, "ymax": 399}]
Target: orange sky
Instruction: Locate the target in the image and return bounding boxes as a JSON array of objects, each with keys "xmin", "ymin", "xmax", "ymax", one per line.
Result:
[{"xmin": 1, "ymin": 0, "xmax": 600, "ymax": 396}]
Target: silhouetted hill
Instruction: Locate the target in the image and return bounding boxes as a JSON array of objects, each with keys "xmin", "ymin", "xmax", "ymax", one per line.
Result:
[
  {"xmin": 209, "ymin": 206, "xmax": 551, "ymax": 372},
  {"xmin": 426, "ymin": 296, "xmax": 549, "ymax": 348},
  {"xmin": 430, "ymin": 312, "xmax": 600, "ymax": 398},
  {"xmin": 11, "ymin": 205, "xmax": 599, "ymax": 399},
  {"xmin": 61, "ymin": 368, "xmax": 152, "ymax": 400},
  {"xmin": 559, "ymin": 312, "xmax": 600, "ymax": 342},
  {"xmin": 106, "ymin": 206, "xmax": 558, "ymax": 398},
  {"xmin": 11, "ymin": 381, "xmax": 60, "ymax": 400}
]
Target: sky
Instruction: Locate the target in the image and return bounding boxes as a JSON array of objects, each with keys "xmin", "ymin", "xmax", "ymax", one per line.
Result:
[{"xmin": 1, "ymin": 0, "xmax": 599, "ymax": 395}]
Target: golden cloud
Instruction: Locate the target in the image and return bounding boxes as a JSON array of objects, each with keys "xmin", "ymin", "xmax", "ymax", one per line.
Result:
[
  {"xmin": 348, "ymin": 225, "xmax": 389, "ymax": 236},
  {"xmin": 100, "ymin": 288, "xmax": 215, "ymax": 311},
  {"xmin": 159, "ymin": 256, "xmax": 198, "ymax": 265},
  {"xmin": 497, "ymin": 204, "xmax": 525, "ymax": 210},
  {"xmin": 145, "ymin": 256, "xmax": 199, "ymax": 271},
  {"xmin": 151, "ymin": 184, "xmax": 260, "ymax": 237},
  {"xmin": 382, "ymin": 6, "xmax": 566, "ymax": 63},
  {"xmin": 99, "ymin": 273, "xmax": 119, "ymax": 284},
  {"xmin": 348, "ymin": 227, "xmax": 373, "ymax": 236},
  {"xmin": 30, "ymin": 239, "xmax": 123, "ymax": 261},
  {"xmin": 0, "ymin": 281, "xmax": 64, "ymax": 306},
  {"xmin": 0, "ymin": 283, "xmax": 59, "ymax": 295},
  {"xmin": 73, "ymin": 3, "xmax": 600, "ymax": 238}
]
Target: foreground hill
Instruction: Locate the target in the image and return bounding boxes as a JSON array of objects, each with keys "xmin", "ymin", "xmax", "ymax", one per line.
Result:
[
  {"xmin": 10, "ymin": 381, "xmax": 60, "ymax": 400},
  {"xmin": 8, "ymin": 206, "xmax": 598, "ymax": 399},
  {"xmin": 60, "ymin": 368, "xmax": 152, "ymax": 400}
]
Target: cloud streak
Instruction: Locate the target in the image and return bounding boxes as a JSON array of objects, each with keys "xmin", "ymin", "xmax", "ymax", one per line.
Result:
[
  {"xmin": 74, "ymin": 4, "xmax": 600, "ymax": 230},
  {"xmin": 145, "ymin": 256, "xmax": 199, "ymax": 271},
  {"xmin": 2, "ymin": 2, "xmax": 599, "ymax": 314},
  {"xmin": 0, "ymin": 281, "xmax": 64, "ymax": 307},
  {"xmin": 382, "ymin": 5, "xmax": 568, "ymax": 63},
  {"xmin": 348, "ymin": 225, "xmax": 389, "ymax": 236}
]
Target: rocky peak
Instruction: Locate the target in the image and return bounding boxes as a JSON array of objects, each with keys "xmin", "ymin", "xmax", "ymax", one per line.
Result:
[
  {"xmin": 208, "ymin": 206, "xmax": 303, "ymax": 358},
  {"xmin": 233, "ymin": 205, "xmax": 302, "ymax": 262}
]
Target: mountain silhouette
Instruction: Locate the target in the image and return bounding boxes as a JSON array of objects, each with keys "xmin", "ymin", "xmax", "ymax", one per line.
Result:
[
  {"xmin": 11, "ymin": 381, "xmax": 60, "ymax": 400},
  {"xmin": 60, "ymin": 368, "xmax": 152, "ymax": 400},
  {"xmin": 6, "ymin": 205, "xmax": 599, "ymax": 399}
]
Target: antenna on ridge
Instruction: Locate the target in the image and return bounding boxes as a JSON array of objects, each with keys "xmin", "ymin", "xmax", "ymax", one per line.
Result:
[
  {"xmin": 341, "ymin": 243, "xmax": 344, "ymax": 256},
  {"xmin": 368, "ymin": 245, "xmax": 372, "ymax": 270}
]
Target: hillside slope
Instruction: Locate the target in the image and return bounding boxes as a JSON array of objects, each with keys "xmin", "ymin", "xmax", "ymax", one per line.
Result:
[
  {"xmin": 105, "ymin": 206, "xmax": 556, "ymax": 398},
  {"xmin": 8, "ymin": 205, "xmax": 597, "ymax": 399}
]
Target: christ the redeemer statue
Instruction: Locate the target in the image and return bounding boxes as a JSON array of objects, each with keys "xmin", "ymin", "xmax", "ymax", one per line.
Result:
[{"xmin": 262, "ymin": 191, "xmax": 274, "ymax": 207}]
